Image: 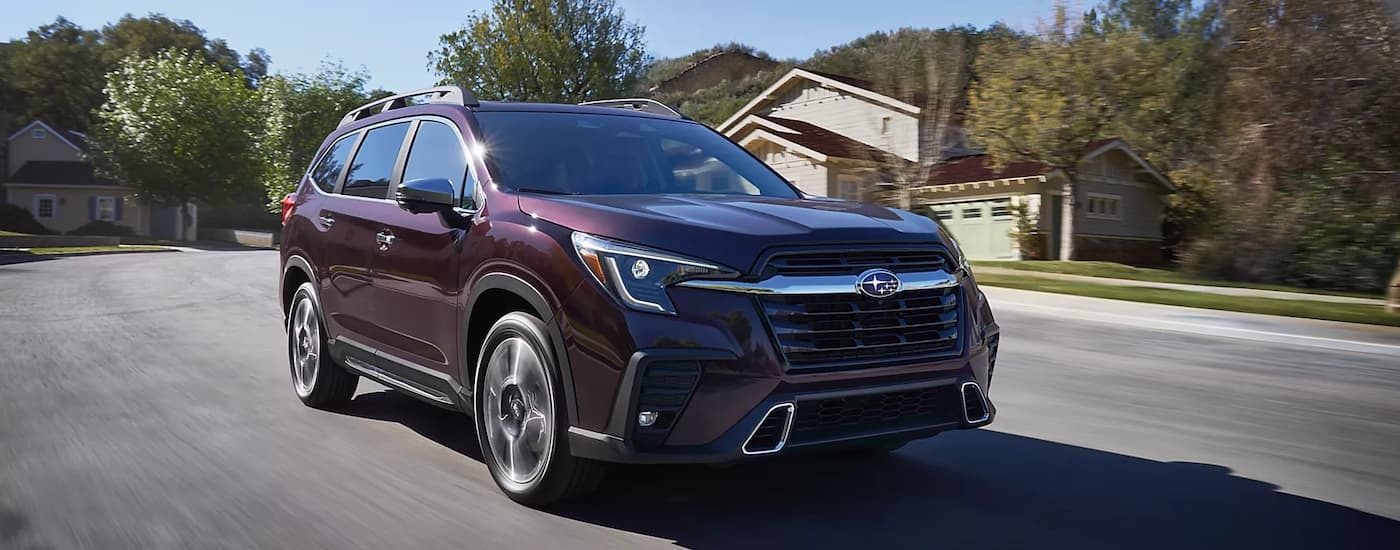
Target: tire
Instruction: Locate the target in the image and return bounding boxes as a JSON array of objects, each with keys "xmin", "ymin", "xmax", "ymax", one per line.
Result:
[
  {"xmin": 287, "ymin": 282, "xmax": 358, "ymax": 408},
  {"xmin": 474, "ymin": 311, "xmax": 604, "ymax": 506}
]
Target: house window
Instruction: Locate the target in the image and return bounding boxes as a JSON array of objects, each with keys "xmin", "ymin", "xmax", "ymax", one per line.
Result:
[
  {"xmin": 990, "ymin": 198, "xmax": 1012, "ymax": 218},
  {"xmin": 32, "ymin": 128, "xmax": 46, "ymax": 139},
  {"xmin": 880, "ymin": 116, "xmax": 891, "ymax": 135},
  {"xmin": 1086, "ymin": 193, "xmax": 1122, "ymax": 220},
  {"xmin": 837, "ymin": 174, "xmax": 863, "ymax": 201},
  {"xmin": 962, "ymin": 207, "xmax": 983, "ymax": 219},
  {"xmin": 96, "ymin": 197, "xmax": 116, "ymax": 222},
  {"xmin": 34, "ymin": 195, "xmax": 56, "ymax": 219},
  {"xmin": 932, "ymin": 208, "xmax": 953, "ymax": 221}
]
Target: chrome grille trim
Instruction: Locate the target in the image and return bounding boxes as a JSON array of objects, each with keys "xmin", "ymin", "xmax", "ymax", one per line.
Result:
[{"xmin": 677, "ymin": 269, "xmax": 958, "ymax": 295}]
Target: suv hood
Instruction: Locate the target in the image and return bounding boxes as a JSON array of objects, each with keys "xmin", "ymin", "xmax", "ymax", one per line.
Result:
[{"xmin": 518, "ymin": 194, "xmax": 952, "ymax": 272}]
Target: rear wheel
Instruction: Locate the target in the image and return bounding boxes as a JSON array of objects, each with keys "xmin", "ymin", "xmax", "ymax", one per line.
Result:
[
  {"xmin": 287, "ymin": 282, "xmax": 358, "ymax": 408},
  {"xmin": 475, "ymin": 312, "xmax": 604, "ymax": 506}
]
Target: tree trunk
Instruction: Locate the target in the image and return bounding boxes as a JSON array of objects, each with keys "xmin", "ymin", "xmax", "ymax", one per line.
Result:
[{"xmin": 1059, "ymin": 173, "xmax": 1076, "ymax": 261}]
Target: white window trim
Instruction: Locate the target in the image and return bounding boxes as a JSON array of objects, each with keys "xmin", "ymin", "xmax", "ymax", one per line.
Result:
[
  {"xmin": 96, "ymin": 196, "xmax": 116, "ymax": 222},
  {"xmin": 1086, "ymin": 192, "xmax": 1122, "ymax": 220},
  {"xmin": 33, "ymin": 194, "xmax": 56, "ymax": 219},
  {"xmin": 31, "ymin": 128, "xmax": 46, "ymax": 139}
]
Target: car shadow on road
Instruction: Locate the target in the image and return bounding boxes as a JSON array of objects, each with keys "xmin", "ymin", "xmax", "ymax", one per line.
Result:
[
  {"xmin": 334, "ymin": 390, "xmax": 1399, "ymax": 550},
  {"xmin": 338, "ymin": 390, "xmax": 484, "ymax": 462}
]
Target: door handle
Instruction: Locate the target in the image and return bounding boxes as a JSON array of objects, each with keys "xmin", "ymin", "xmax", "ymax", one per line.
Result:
[
  {"xmin": 376, "ymin": 230, "xmax": 396, "ymax": 249},
  {"xmin": 318, "ymin": 214, "xmax": 335, "ymax": 228}
]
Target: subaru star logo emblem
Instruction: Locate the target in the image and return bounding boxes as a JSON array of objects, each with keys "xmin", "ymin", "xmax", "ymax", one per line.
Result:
[{"xmin": 856, "ymin": 269, "xmax": 901, "ymax": 299}]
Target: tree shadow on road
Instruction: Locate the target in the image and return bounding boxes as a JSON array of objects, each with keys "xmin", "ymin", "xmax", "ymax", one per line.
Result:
[{"xmin": 331, "ymin": 390, "xmax": 1399, "ymax": 550}]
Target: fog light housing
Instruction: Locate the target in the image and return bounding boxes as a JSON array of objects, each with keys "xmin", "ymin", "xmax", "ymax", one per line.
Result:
[{"xmin": 637, "ymin": 411, "xmax": 659, "ymax": 427}]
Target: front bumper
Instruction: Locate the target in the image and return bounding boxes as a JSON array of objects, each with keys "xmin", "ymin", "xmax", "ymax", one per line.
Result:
[
  {"xmin": 569, "ymin": 372, "xmax": 996, "ymax": 465},
  {"xmin": 557, "ymin": 270, "xmax": 999, "ymax": 465}
]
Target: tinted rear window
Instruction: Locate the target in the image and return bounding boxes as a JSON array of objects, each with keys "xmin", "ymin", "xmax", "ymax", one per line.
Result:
[
  {"xmin": 343, "ymin": 122, "xmax": 410, "ymax": 199},
  {"xmin": 473, "ymin": 112, "xmax": 797, "ymax": 198},
  {"xmin": 311, "ymin": 132, "xmax": 359, "ymax": 193}
]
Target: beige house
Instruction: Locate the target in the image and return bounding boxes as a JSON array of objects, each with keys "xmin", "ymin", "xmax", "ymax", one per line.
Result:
[
  {"xmin": 3, "ymin": 120, "xmax": 196, "ymax": 239},
  {"xmin": 718, "ymin": 67, "xmax": 1175, "ymax": 263}
]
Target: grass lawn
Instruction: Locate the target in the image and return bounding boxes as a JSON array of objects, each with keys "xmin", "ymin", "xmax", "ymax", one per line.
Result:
[
  {"xmin": 0, "ymin": 230, "xmax": 33, "ymax": 236},
  {"xmin": 971, "ymin": 260, "xmax": 1381, "ymax": 299},
  {"xmin": 976, "ymin": 272, "xmax": 1400, "ymax": 327},
  {"xmin": 5, "ymin": 245, "xmax": 174, "ymax": 255}
]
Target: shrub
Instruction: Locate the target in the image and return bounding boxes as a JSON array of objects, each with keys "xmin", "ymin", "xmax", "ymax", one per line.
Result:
[
  {"xmin": 0, "ymin": 203, "xmax": 53, "ymax": 235},
  {"xmin": 67, "ymin": 220, "xmax": 134, "ymax": 237}
]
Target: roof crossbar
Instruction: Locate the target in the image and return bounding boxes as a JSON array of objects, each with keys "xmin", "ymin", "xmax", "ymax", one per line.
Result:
[
  {"xmin": 337, "ymin": 85, "xmax": 480, "ymax": 128},
  {"xmin": 580, "ymin": 98, "xmax": 688, "ymax": 119}
]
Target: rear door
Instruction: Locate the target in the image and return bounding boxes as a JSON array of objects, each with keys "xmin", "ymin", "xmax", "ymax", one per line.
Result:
[
  {"xmin": 304, "ymin": 131, "xmax": 360, "ymax": 340},
  {"xmin": 370, "ymin": 118, "xmax": 475, "ymax": 379},
  {"xmin": 320, "ymin": 121, "xmax": 412, "ymax": 358}
]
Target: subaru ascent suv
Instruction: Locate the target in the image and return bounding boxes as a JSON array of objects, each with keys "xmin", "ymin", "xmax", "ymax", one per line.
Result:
[{"xmin": 279, "ymin": 86, "xmax": 1000, "ymax": 506}]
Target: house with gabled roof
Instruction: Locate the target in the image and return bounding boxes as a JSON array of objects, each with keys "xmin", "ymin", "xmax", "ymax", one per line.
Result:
[
  {"xmin": 719, "ymin": 67, "xmax": 1175, "ymax": 263},
  {"xmin": 3, "ymin": 120, "xmax": 197, "ymax": 239}
]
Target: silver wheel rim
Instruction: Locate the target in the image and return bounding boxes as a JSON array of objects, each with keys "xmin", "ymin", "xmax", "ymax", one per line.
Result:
[
  {"xmin": 482, "ymin": 336, "xmax": 554, "ymax": 487},
  {"xmin": 290, "ymin": 296, "xmax": 319, "ymax": 397}
]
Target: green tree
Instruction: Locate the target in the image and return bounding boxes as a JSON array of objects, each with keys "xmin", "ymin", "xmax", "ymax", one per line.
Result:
[
  {"xmin": 89, "ymin": 50, "xmax": 264, "ymax": 240},
  {"xmin": 429, "ymin": 0, "xmax": 648, "ymax": 102},
  {"xmin": 2, "ymin": 17, "xmax": 106, "ymax": 131},
  {"xmin": 968, "ymin": 4, "xmax": 1177, "ymax": 259},
  {"xmin": 1183, "ymin": 0, "xmax": 1400, "ymax": 291},
  {"xmin": 259, "ymin": 62, "xmax": 386, "ymax": 205},
  {"xmin": 3, "ymin": 15, "xmax": 269, "ymax": 132}
]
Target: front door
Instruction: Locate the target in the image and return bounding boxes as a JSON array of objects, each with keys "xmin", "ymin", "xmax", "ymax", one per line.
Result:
[{"xmin": 370, "ymin": 119, "xmax": 473, "ymax": 379}]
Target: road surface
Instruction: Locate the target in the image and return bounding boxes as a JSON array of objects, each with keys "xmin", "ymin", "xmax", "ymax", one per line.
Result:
[{"xmin": 1, "ymin": 250, "xmax": 1397, "ymax": 549}]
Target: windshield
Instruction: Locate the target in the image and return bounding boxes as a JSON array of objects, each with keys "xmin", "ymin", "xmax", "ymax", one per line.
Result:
[{"xmin": 473, "ymin": 111, "xmax": 799, "ymax": 198}]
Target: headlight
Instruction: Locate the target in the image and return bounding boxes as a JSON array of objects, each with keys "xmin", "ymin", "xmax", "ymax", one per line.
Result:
[{"xmin": 571, "ymin": 232, "xmax": 738, "ymax": 315}]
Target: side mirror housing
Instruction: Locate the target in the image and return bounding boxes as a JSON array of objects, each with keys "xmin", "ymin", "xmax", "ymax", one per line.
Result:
[{"xmin": 396, "ymin": 177, "xmax": 456, "ymax": 214}]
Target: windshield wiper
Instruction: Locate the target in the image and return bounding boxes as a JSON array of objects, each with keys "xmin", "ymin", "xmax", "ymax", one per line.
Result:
[{"xmin": 513, "ymin": 187, "xmax": 577, "ymax": 196}]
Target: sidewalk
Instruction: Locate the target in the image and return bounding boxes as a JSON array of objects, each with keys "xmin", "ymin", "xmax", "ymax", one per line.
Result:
[{"xmin": 973, "ymin": 267, "xmax": 1387, "ymax": 306}]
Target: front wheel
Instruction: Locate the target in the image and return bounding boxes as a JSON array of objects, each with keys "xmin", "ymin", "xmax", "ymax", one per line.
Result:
[{"xmin": 475, "ymin": 312, "xmax": 604, "ymax": 506}]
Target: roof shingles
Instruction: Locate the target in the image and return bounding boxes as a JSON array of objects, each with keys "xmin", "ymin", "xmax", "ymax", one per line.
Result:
[
  {"xmin": 5, "ymin": 161, "xmax": 120, "ymax": 187},
  {"xmin": 758, "ymin": 115, "xmax": 890, "ymax": 161}
]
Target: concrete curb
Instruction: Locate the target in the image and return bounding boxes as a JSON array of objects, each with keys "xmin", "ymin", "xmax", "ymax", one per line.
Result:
[{"xmin": 0, "ymin": 248, "xmax": 179, "ymax": 266}]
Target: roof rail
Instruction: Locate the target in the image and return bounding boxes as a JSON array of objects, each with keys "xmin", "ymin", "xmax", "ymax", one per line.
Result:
[
  {"xmin": 580, "ymin": 98, "xmax": 688, "ymax": 120},
  {"xmin": 337, "ymin": 86, "xmax": 480, "ymax": 129}
]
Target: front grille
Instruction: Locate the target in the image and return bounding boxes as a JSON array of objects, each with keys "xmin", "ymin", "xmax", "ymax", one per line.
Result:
[
  {"xmin": 632, "ymin": 361, "xmax": 701, "ymax": 447},
  {"xmin": 790, "ymin": 384, "xmax": 962, "ymax": 444},
  {"xmin": 760, "ymin": 286, "xmax": 961, "ymax": 370},
  {"xmin": 765, "ymin": 249, "xmax": 948, "ymax": 276}
]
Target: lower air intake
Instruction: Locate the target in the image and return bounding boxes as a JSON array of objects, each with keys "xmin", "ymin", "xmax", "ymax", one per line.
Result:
[{"xmin": 743, "ymin": 403, "xmax": 794, "ymax": 455}]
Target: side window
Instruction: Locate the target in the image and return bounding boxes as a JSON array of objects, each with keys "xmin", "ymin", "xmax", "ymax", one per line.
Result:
[
  {"xmin": 402, "ymin": 120, "xmax": 473, "ymax": 207},
  {"xmin": 343, "ymin": 122, "xmax": 411, "ymax": 199},
  {"xmin": 311, "ymin": 133, "xmax": 359, "ymax": 193}
]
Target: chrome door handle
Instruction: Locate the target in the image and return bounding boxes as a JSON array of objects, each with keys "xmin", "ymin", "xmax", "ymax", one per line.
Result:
[
  {"xmin": 376, "ymin": 230, "xmax": 396, "ymax": 248},
  {"xmin": 318, "ymin": 214, "xmax": 335, "ymax": 227}
]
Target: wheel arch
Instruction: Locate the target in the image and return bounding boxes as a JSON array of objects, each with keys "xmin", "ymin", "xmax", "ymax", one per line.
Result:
[
  {"xmin": 464, "ymin": 271, "xmax": 578, "ymax": 425},
  {"xmin": 281, "ymin": 254, "xmax": 316, "ymax": 317}
]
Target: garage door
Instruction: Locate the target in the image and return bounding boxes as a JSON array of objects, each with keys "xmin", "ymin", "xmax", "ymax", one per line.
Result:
[{"xmin": 929, "ymin": 198, "xmax": 1016, "ymax": 260}]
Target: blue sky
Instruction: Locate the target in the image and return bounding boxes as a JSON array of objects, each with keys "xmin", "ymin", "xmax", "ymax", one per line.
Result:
[{"xmin": 4, "ymin": 0, "xmax": 1060, "ymax": 93}]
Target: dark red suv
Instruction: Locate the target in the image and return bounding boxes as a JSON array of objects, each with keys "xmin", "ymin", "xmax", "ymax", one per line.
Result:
[{"xmin": 279, "ymin": 86, "xmax": 1000, "ymax": 505}]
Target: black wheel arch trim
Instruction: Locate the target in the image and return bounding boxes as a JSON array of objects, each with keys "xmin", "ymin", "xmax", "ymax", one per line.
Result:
[
  {"xmin": 464, "ymin": 271, "xmax": 578, "ymax": 427},
  {"xmin": 281, "ymin": 254, "xmax": 317, "ymax": 316}
]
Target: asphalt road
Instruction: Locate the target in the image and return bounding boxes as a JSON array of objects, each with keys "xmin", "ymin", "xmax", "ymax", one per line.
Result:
[{"xmin": 1, "ymin": 250, "xmax": 1397, "ymax": 550}]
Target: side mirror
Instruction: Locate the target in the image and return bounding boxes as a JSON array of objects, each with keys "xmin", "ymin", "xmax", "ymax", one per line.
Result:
[{"xmin": 396, "ymin": 177, "xmax": 456, "ymax": 214}]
